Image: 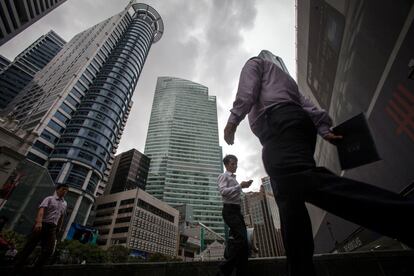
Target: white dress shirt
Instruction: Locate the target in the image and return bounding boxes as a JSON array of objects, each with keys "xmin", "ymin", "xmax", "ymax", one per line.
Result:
[{"xmin": 218, "ymin": 171, "xmax": 242, "ymax": 205}]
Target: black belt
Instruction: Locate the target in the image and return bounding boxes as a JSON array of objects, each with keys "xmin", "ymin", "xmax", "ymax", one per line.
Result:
[
  {"xmin": 266, "ymin": 102, "xmax": 301, "ymax": 116},
  {"xmin": 223, "ymin": 203, "xmax": 241, "ymax": 209}
]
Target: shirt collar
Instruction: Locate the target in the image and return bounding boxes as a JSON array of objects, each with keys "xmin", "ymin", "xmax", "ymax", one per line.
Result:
[
  {"xmin": 53, "ymin": 193, "xmax": 63, "ymax": 201},
  {"xmin": 225, "ymin": 171, "xmax": 236, "ymax": 178}
]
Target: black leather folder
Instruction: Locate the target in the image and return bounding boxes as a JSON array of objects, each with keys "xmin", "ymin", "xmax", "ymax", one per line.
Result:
[{"xmin": 332, "ymin": 113, "xmax": 381, "ymax": 170}]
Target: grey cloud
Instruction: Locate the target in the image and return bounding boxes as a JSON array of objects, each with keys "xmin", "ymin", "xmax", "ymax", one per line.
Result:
[{"xmin": 0, "ymin": 0, "xmax": 294, "ymax": 189}]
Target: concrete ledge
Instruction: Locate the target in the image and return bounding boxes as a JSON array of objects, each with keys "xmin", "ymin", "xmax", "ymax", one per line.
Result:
[{"xmin": 1, "ymin": 250, "xmax": 413, "ymax": 276}]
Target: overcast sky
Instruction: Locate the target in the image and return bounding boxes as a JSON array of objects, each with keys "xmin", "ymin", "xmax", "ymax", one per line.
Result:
[{"xmin": 0, "ymin": 0, "xmax": 296, "ymax": 192}]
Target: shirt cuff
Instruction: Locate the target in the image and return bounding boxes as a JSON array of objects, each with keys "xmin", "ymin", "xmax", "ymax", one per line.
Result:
[
  {"xmin": 318, "ymin": 124, "xmax": 331, "ymax": 137},
  {"xmin": 228, "ymin": 113, "xmax": 241, "ymax": 126}
]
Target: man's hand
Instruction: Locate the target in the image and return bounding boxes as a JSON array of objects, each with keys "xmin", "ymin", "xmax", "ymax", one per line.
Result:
[
  {"xmin": 33, "ymin": 221, "xmax": 42, "ymax": 232},
  {"xmin": 323, "ymin": 132, "xmax": 343, "ymax": 144},
  {"xmin": 224, "ymin": 122, "xmax": 237, "ymax": 145},
  {"xmin": 240, "ymin": 180, "xmax": 253, "ymax": 189}
]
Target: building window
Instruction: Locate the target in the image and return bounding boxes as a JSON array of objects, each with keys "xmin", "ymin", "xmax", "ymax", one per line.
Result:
[
  {"xmin": 33, "ymin": 140, "xmax": 53, "ymax": 155},
  {"xmin": 40, "ymin": 130, "xmax": 59, "ymax": 144},
  {"xmin": 115, "ymin": 217, "xmax": 131, "ymax": 224},
  {"xmin": 54, "ymin": 111, "xmax": 70, "ymax": 124},
  {"xmin": 47, "ymin": 120, "xmax": 64, "ymax": 133},
  {"xmin": 120, "ymin": 198, "xmax": 135, "ymax": 205},
  {"xmin": 26, "ymin": 152, "xmax": 46, "ymax": 166},
  {"xmin": 118, "ymin": 207, "xmax": 133, "ymax": 214},
  {"xmin": 97, "ymin": 202, "xmax": 117, "ymax": 210},
  {"xmin": 113, "ymin": 227, "xmax": 129, "ymax": 234}
]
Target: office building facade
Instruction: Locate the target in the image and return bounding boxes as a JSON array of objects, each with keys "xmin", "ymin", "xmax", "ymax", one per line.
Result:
[
  {"xmin": 297, "ymin": 0, "xmax": 414, "ymax": 252},
  {"xmin": 0, "ymin": 0, "xmax": 67, "ymax": 46},
  {"xmin": 0, "ymin": 30, "xmax": 65, "ymax": 110},
  {"xmin": 144, "ymin": 77, "xmax": 224, "ymax": 235},
  {"xmin": 93, "ymin": 188, "xmax": 179, "ymax": 257},
  {"xmin": 104, "ymin": 148, "xmax": 150, "ymax": 194},
  {"xmin": 0, "ymin": 55, "xmax": 10, "ymax": 70},
  {"xmin": 241, "ymin": 183, "xmax": 284, "ymax": 257},
  {"xmin": 3, "ymin": 2, "xmax": 164, "ymax": 235}
]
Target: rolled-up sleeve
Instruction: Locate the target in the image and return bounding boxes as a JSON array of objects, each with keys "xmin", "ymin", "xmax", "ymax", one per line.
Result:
[
  {"xmin": 228, "ymin": 58, "xmax": 263, "ymax": 125},
  {"xmin": 39, "ymin": 197, "xmax": 51, "ymax": 209},
  {"xmin": 299, "ymin": 95, "xmax": 332, "ymax": 136},
  {"xmin": 218, "ymin": 174, "xmax": 241, "ymax": 197}
]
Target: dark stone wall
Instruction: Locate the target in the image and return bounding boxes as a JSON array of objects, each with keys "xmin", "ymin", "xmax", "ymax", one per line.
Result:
[{"xmin": 1, "ymin": 250, "xmax": 413, "ymax": 276}]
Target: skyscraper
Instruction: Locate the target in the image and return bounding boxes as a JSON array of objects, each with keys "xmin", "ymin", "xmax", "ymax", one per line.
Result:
[
  {"xmin": 241, "ymin": 181, "xmax": 284, "ymax": 257},
  {"xmin": 144, "ymin": 77, "xmax": 224, "ymax": 235},
  {"xmin": 0, "ymin": 30, "xmax": 66, "ymax": 110},
  {"xmin": 0, "ymin": 0, "xmax": 67, "ymax": 46},
  {"xmin": 297, "ymin": 0, "xmax": 414, "ymax": 252},
  {"xmin": 0, "ymin": 55, "xmax": 10, "ymax": 70},
  {"xmin": 104, "ymin": 148, "xmax": 150, "ymax": 195},
  {"xmin": 3, "ymin": 2, "xmax": 164, "ymax": 235}
]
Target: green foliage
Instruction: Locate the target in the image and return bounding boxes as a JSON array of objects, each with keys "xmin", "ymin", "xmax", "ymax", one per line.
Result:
[
  {"xmin": 1, "ymin": 229, "xmax": 26, "ymax": 251},
  {"xmin": 147, "ymin": 252, "xmax": 180, "ymax": 262},
  {"xmin": 127, "ymin": 255, "xmax": 145, "ymax": 263},
  {"xmin": 106, "ymin": 245, "xmax": 130, "ymax": 263},
  {"xmin": 148, "ymin": 252, "xmax": 169, "ymax": 262},
  {"xmin": 56, "ymin": 240, "xmax": 107, "ymax": 264},
  {"xmin": 24, "ymin": 238, "xmax": 183, "ymax": 265}
]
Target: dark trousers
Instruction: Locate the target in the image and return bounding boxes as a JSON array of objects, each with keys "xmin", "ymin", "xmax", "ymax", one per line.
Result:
[
  {"xmin": 13, "ymin": 223, "xmax": 57, "ymax": 269},
  {"xmin": 219, "ymin": 204, "xmax": 248, "ymax": 276},
  {"xmin": 261, "ymin": 104, "xmax": 414, "ymax": 276}
]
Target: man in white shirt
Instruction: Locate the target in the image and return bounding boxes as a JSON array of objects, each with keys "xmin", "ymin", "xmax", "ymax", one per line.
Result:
[
  {"xmin": 217, "ymin": 155, "xmax": 252, "ymax": 276},
  {"xmin": 13, "ymin": 183, "xmax": 68, "ymax": 271}
]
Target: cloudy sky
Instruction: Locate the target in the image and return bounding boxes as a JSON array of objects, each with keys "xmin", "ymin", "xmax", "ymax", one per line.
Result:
[{"xmin": 0, "ymin": 0, "xmax": 296, "ymax": 192}]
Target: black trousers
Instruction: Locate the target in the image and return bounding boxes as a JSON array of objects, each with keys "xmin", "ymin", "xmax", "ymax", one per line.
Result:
[
  {"xmin": 261, "ymin": 104, "xmax": 414, "ymax": 276},
  {"xmin": 13, "ymin": 223, "xmax": 57, "ymax": 269},
  {"xmin": 219, "ymin": 204, "xmax": 248, "ymax": 276}
]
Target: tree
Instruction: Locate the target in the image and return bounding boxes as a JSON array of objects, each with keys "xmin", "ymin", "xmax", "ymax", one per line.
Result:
[
  {"xmin": 107, "ymin": 245, "xmax": 130, "ymax": 263},
  {"xmin": 1, "ymin": 229, "xmax": 26, "ymax": 251},
  {"xmin": 148, "ymin": 252, "xmax": 170, "ymax": 262},
  {"xmin": 56, "ymin": 240, "xmax": 107, "ymax": 264}
]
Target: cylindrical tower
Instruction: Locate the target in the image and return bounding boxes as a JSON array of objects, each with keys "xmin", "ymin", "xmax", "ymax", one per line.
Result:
[{"xmin": 47, "ymin": 3, "xmax": 163, "ymax": 234}]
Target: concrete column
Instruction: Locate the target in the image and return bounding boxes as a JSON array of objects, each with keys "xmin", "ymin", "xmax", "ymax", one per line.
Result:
[
  {"xmin": 63, "ymin": 194, "xmax": 82, "ymax": 238},
  {"xmin": 82, "ymin": 201, "xmax": 93, "ymax": 225},
  {"xmin": 81, "ymin": 169, "xmax": 93, "ymax": 190},
  {"xmin": 57, "ymin": 161, "xmax": 71, "ymax": 183}
]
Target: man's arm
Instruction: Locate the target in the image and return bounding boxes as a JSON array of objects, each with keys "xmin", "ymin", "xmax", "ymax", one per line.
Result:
[
  {"xmin": 225, "ymin": 58, "xmax": 263, "ymax": 145},
  {"xmin": 299, "ymin": 95, "xmax": 342, "ymax": 143},
  {"xmin": 34, "ymin": 208, "xmax": 45, "ymax": 232},
  {"xmin": 35, "ymin": 196, "xmax": 51, "ymax": 232}
]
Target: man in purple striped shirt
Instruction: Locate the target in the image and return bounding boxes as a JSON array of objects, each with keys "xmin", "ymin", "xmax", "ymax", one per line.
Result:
[{"xmin": 224, "ymin": 52, "xmax": 414, "ymax": 276}]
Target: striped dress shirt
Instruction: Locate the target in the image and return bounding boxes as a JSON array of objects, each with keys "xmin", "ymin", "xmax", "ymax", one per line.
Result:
[
  {"xmin": 227, "ymin": 57, "xmax": 332, "ymax": 143},
  {"xmin": 218, "ymin": 171, "xmax": 242, "ymax": 205}
]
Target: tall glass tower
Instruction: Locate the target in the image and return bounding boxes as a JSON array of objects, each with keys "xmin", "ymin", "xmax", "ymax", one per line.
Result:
[
  {"xmin": 144, "ymin": 77, "xmax": 224, "ymax": 235},
  {"xmin": 0, "ymin": 30, "xmax": 65, "ymax": 110},
  {"xmin": 4, "ymin": 2, "xmax": 163, "ymax": 235}
]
